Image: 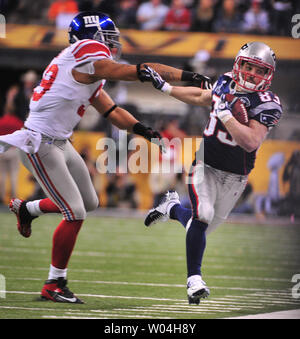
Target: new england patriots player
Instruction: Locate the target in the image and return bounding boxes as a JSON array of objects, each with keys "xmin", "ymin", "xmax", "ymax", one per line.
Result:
[
  {"xmin": 7, "ymin": 11, "xmax": 211, "ymax": 304},
  {"xmin": 143, "ymin": 42, "xmax": 282, "ymax": 304}
]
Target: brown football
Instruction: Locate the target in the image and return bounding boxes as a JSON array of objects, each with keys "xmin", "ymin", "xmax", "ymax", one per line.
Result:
[{"xmin": 224, "ymin": 94, "xmax": 249, "ymax": 126}]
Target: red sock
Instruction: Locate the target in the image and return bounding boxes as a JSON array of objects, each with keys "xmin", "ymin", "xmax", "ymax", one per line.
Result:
[
  {"xmin": 51, "ymin": 219, "xmax": 83, "ymax": 269},
  {"xmin": 39, "ymin": 198, "xmax": 60, "ymax": 213}
]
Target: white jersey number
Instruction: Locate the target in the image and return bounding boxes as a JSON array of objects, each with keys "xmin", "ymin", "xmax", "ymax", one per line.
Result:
[{"xmin": 204, "ymin": 95, "xmax": 237, "ymax": 147}]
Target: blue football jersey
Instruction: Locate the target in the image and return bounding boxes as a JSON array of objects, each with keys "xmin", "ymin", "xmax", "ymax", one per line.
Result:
[{"xmin": 200, "ymin": 72, "xmax": 282, "ymax": 175}]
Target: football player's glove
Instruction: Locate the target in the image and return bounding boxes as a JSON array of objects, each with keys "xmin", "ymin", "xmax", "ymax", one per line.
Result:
[
  {"xmin": 181, "ymin": 71, "xmax": 212, "ymax": 89},
  {"xmin": 137, "ymin": 64, "xmax": 152, "ymax": 82},
  {"xmin": 133, "ymin": 122, "xmax": 166, "ymax": 153},
  {"xmin": 139, "ymin": 65, "xmax": 173, "ymax": 94}
]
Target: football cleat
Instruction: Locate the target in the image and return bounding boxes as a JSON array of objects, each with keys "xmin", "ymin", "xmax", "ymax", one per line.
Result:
[
  {"xmin": 41, "ymin": 278, "xmax": 84, "ymax": 304},
  {"xmin": 144, "ymin": 191, "xmax": 180, "ymax": 227},
  {"xmin": 9, "ymin": 198, "xmax": 37, "ymax": 238},
  {"xmin": 187, "ymin": 275, "xmax": 210, "ymax": 305}
]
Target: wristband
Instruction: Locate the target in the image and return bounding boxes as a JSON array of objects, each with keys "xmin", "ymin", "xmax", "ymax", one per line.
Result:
[
  {"xmin": 136, "ymin": 63, "xmax": 146, "ymax": 82},
  {"xmin": 103, "ymin": 104, "xmax": 118, "ymax": 118},
  {"xmin": 218, "ymin": 109, "xmax": 233, "ymax": 124},
  {"xmin": 181, "ymin": 71, "xmax": 194, "ymax": 82},
  {"xmin": 161, "ymin": 82, "xmax": 173, "ymax": 95}
]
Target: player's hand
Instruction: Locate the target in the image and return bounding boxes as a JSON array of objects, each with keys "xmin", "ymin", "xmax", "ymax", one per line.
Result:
[
  {"xmin": 142, "ymin": 65, "xmax": 165, "ymax": 90},
  {"xmin": 181, "ymin": 71, "xmax": 212, "ymax": 89},
  {"xmin": 190, "ymin": 73, "xmax": 212, "ymax": 89},
  {"xmin": 143, "ymin": 127, "xmax": 166, "ymax": 154},
  {"xmin": 220, "ymin": 94, "xmax": 249, "ymax": 125},
  {"xmin": 133, "ymin": 122, "xmax": 166, "ymax": 153},
  {"xmin": 215, "ymin": 96, "xmax": 233, "ymax": 125},
  {"xmin": 140, "ymin": 65, "xmax": 172, "ymax": 94},
  {"xmin": 137, "ymin": 64, "xmax": 155, "ymax": 82}
]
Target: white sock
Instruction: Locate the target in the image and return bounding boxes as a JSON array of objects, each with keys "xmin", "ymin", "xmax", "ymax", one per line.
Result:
[
  {"xmin": 48, "ymin": 264, "xmax": 67, "ymax": 280},
  {"xmin": 26, "ymin": 200, "xmax": 43, "ymax": 216}
]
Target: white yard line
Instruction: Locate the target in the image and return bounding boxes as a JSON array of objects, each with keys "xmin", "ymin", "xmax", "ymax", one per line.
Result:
[
  {"xmin": 2, "ymin": 290, "xmax": 185, "ymax": 302},
  {"xmin": 3, "ymin": 275, "xmax": 292, "ymax": 292},
  {"xmin": 1, "ymin": 289, "xmax": 299, "ymax": 319},
  {"xmin": 226, "ymin": 309, "xmax": 300, "ymax": 319}
]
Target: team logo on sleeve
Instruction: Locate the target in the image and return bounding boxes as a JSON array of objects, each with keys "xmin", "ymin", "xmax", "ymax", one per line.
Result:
[{"xmin": 260, "ymin": 110, "xmax": 281, "ymax": 127}]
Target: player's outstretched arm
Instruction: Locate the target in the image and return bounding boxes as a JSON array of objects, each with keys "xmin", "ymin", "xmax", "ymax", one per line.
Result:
[
  {"xmin": 141, "ymin": 65, "xmax": 212, "ymax": 106},
  {"xmin": 72, "ymin": 58, "xmax": 211, "ymax": 89},
  {"xmin": 168, "ymin": 86, "xmax": 212, "ymax": 106},
  {"xmin": 72, "ymin": 59, "xmax": 183, "ymax": 83},
  {"xmin": 91, "ymin": 89, "xmax": 165, "ymax": 153},
  {"xmin": 139, "ymin": 63, "xmax": 212, "ymax": 89}
]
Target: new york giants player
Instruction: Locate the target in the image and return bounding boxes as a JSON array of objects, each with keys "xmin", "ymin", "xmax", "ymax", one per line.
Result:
[
  {"xmin": 143, "ymin": 42, "xmax": 282, "ymax": 304},
  {"xmin": 7, "ymin": 11, "xmax": 211, "ymax": 303}
]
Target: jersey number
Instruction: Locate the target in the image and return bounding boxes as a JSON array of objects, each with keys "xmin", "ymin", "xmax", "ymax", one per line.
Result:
[
  {"xmin": 204, "ymin": 98, "xmax": 237, "ymax": 147},
  {"xmin": 258, "ymin": 92, "xmax": 281, "ymax": 105},
  {"xmin": 32, "ymin": 64, "xmax": 59, "ymax": 102}
]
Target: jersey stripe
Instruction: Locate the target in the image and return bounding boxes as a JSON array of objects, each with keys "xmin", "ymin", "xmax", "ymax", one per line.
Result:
[
  {"xmin": 75, "ymin": 51, "xmax": 109, "ymax": 63},
  {"xmin": 71, "ymin": 39, "xmax": 101, "ymax": 55},
  {"xmin": 27, "ymin": 153, "xmax": 70, "ymax": 220},
  {"xmin": 72, "ymin": 40, "xmax": 111, "ymax": 61},
  {"xmin": 27, "ymin": 153, "xmax": 75, "ymax": 221},
  {"xmin": 188, "ymin": 161, "xmax": 201, "ymax": 219},
  {"xmin": 34, "ymin": 153, "xmax": 76, "ymax": 221}
]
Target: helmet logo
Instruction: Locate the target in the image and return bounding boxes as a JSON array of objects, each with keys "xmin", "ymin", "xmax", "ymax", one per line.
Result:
[
  {"xmin": 271, "ymin": 52, "xmax": 276, "ymax": 63},
  {"xmin": 83, "ymin": 15, "xmax": 99, "ymax": 27}
]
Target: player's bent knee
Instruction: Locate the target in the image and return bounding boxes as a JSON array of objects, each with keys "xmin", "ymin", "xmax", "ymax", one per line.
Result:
[
  {"xmin": 85, "ymin": 196, "xmax": 99, "ymax": 212},
  {"xmin": 206, "ymin": 216, "xmax": 225, "ymax": 235},
  {"xmin": 66, "ymin": 205, "xmax": 87, "ymax": 220},
  {"xmin": 197, "ymin": 205, "xmax": 214, "ymax": 225}
]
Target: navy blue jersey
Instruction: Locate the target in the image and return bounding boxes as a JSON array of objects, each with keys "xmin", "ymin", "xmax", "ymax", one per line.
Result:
[{"xmin": 199, "ymin": 72, "xmax": 282, "ymax": 175}]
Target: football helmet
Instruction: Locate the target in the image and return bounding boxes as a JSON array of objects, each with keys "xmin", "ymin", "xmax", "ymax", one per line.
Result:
[
  {"xmin": 232, "ymin": 42, "xmax": 276, "ymax": 93},
  {"xmin": 68, "ymin": 11, "xmax": 122, "ymax": 59}
]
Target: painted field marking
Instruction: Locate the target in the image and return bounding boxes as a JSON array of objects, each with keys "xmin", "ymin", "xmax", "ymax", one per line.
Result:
[{"xmin": 4, "ymin": 275, "xmax": 293, "ymax": 293}]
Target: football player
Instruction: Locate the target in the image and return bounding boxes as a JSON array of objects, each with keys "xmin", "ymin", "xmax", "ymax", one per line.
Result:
[
  {"xmin": 143, "ymin": 42, "xmax": 282, "ymax": 304},
  {"xmin": 7, "ymin": 11, "xmax": 211, "ymax": 303}
]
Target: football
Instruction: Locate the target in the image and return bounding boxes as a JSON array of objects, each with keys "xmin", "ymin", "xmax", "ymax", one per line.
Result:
[{"xmin": 224, "ymin": 93, "xmax": 249, "ymax": 125}]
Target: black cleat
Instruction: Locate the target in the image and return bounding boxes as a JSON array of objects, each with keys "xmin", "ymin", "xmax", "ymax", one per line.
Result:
[{"xmin": 41, "ymin": 278, "xmax": 84, "ymax": 304}]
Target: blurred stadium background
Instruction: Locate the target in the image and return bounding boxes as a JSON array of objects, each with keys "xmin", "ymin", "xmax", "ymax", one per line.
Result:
[
  {"xmin": 1, "ymin": 0, "xmax": 300, "ymax": 222},
  {"xmin": 0, "ymin": 0, "xmax": 300, "ymax": 320},
  {"xmin": 0, "ymin": 0, "xmax": 300, "ymax": 222}
]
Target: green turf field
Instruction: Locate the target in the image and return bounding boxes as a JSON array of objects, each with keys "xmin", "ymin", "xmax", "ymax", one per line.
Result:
[{"xmin": 0, "ymin": 212, "xmax": 300, "ymax": 319}]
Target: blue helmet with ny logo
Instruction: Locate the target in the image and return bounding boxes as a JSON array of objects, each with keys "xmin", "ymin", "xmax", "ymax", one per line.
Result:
[{"xmin": 68, "ymin": 11, "xmax": 122, "ymax": 59}]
